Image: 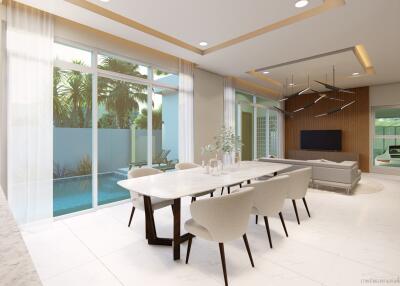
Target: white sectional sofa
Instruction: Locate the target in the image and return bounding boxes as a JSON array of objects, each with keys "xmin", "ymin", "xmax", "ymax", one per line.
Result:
[{"xmin": 259, "ymin": 158, "xmax": 361, "ymax": 194}]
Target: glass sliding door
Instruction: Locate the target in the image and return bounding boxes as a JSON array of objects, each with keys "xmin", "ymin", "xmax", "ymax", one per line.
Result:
[
  {"xmin": 53, "ymin": 67, "xmax": 93, "ymax": 216},
  {"xmin": 372, "ymin": 107, "xmax": 400, "ymax": 173},
  {"xmin": 236, "ymin": 92, "xmax": 254, "ymax": 160},
  {"xmin": 152, "ymin": 86, "xmax": 179, "ymax": 170},
  {"xmin": 97, "ymin": 76, "xmax": 148, "ymax": 205},
  {"xmin": 256, "ymin": 97, "xmax": 269, "ymax": 158},
  {"xmin": 53, "ymin": 41, "xmax": 179, "ymax": 216},
  {"xmin": 235, "ymin": 91, "xmax": 281, "ymax": 161},
  {"xmin": 268, "ymin": 109, "xmax": 279, "ymax": 157}
]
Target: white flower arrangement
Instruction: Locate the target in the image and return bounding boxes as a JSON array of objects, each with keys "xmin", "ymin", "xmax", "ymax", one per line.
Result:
[{"xmin": 214, "ymin": 126, "xmax": 242, "ymax": 154}]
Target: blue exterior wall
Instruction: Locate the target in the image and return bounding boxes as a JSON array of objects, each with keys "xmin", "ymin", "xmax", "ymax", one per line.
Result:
[{"xmin": 162, "ymin": 93, "xmax": 179, "ymax": 161}]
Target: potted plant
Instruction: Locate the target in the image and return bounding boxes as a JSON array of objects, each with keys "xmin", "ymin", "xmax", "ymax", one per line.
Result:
[{"xmin": 214, "ymin": 126, "xmax": 242, "ymax": 167}]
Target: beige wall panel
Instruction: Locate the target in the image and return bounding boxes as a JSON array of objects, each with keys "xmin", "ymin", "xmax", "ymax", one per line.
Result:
[{"xmin": 193, "ymin": 68, "xmax": 224, "ymax": 164}]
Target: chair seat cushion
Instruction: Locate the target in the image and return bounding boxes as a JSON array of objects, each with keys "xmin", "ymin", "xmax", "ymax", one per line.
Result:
[
  {"xmin": 184, "ymin": 218, "xmax": 212, "ymax": 241},
  {"xmin": 251, "ymin": 206, "xmax": 275, "ymax": 217},
  {"xmin": 132, "ymin": 196, "xmax": 174, "ymax": 210}
]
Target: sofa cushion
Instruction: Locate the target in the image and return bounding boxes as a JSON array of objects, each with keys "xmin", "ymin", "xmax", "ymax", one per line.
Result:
[{"xmin": 260, "ymin": 158, "xmax": 358, "ymax": 170}]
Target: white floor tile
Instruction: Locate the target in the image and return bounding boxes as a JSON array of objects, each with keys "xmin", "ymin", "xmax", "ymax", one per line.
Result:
[
  {"xmin": 21, "ymin": 173, "xmax": 400, "ymax": 285},
  {"xmin": 22, "ymin": 223, "xmax": 95, "ymax": 280},
  {"xmin": 42, "ymin": 260, "xmax": 122, "ymax": 286},
  {"xmin": 62, "ymin": 210, "xmax": 144, "ymax": 257}
]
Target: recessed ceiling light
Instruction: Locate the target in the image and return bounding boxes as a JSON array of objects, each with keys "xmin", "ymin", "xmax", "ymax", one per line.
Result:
[
  {"xmin": 99, "ymin": 0, "xmax": 110, "ymax": 2},
  {"xmin": 199, "ymin": 42, "xmax": 208, "ymax": 47},
  {"xmin": 263, "ymin": 71, "xmax": 270, "ymax": 74},
  {"xmin": 289, "ymin": 83, "xmax": 295, "ymax": 86},
  {"xmin": 352, "ymin": 72, "xmax": 360, "ymax": 76},
  {"xmin": 295, "ymin": 0, "xmax": 309, "ymax": 8}
]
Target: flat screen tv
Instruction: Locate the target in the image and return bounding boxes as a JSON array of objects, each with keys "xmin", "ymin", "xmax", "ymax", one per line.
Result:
[{"xmin": 300, "ymin": 130, "xmax": 342, "ymax": 151}]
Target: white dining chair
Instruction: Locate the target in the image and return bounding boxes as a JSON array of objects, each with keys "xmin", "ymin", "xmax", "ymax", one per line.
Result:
[
  {"xmin": 127, "ymin": 167, "xmax": 174, "ymax": 228},
  {"xmin": 285, "ymin": 167, "xmax": 312, "ymax": 224},
  {"xmin": 184, "ymin": 187, "xmax": 255, "ymax": 286},
  {"xmin": 175, "ymin": 162, "xmax": 215, "ymax": 201},
  {"xmin": 247, "ymin": 175, "xmax": 290, "ymax": 249}
]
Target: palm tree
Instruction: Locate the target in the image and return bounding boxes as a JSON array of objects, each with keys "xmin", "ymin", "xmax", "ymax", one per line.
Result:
[
  {"xmin": 133, "ymin": 108, "xmax": 163, "ymax": 130},
  {"xmin": 97, "ymin": 57, "xmax": 147, "ymax": 129},
  {"xmin": 53, "ymin": 67, "xmax": 71, "ymax": 127},
  {"xmin": 58, "ymin": 61, "xmax": 92, "ymax": 128}
]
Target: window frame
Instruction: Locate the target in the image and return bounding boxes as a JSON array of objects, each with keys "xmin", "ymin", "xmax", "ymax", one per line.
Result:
[
  {"xmin": 53, "ymin": 38, "xmax": 179, "ymax": 214},
  {"xmin": 235, "ymin": 89, "xmax": 282, "ymax": 160}
]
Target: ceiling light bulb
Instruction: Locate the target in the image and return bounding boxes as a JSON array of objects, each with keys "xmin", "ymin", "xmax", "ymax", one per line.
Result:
[
  {"xmin": 352, "ymin": 72, "xmax": 360, "ymax": 76},
  {"xmin": 263, "ymin": 71, "xmax": 270, "ymax": 74},
  {"xmin": 295, "ymin": 0, "xmax": 309, "ymax": 8},
  {"xmin": 199, "ymin": 42, "xmax": 208, "ymax": 47}
]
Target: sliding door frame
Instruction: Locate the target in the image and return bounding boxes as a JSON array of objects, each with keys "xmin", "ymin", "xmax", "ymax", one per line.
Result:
[
  {"xmin": 53, "ymin": 38, "xmax": 178, "ymax": 214},
  {"xmin": 235, "ymin": 89, "xmax": 282, "ymax": 160}
]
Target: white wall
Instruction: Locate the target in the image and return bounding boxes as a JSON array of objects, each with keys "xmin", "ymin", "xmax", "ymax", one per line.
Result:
[
  {"xmin": 193, "ymin": 68, "xmax": 224, "ymax": 163},
  {"xmin": 370, "ymin": 82, "xmax": 400, "ymax": 107}
]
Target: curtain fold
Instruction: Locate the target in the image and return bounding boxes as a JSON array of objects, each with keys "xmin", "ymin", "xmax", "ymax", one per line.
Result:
[
  {"xmin": 223, "ymin": 77, "xmax": 235, "ymax": 131},
  {"xmin": 178, "ymin": 59, "xmax": 194, "ymax": 163},
  {"xmin": 6, "ymin": 2, "xmax": 54, "ymax": 224},
  {"xmin": 223, "ymin": 77, "xmax": 236, "ymax": 165}
]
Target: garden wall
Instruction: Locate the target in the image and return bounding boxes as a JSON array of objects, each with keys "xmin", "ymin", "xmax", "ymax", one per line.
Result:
[{"xmin": 54, "ymin": 128, "xmax": 164, "ymax": 174}]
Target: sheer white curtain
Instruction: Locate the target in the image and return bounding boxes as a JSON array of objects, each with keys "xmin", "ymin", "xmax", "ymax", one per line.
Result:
[
  {"xmin": 6, "ymin": 2, "xmax": 54, "ymax": 224},
  {"xmin": 223, "ymin": 77, "xmax": 235, "ymax": 130},
  {"xmin": 178, "ymin": 59, "xmax": 194, "ymax": 163},
  {"xmin": 223, "ymin": 77, "xmax": 236, "ymax": 164}
]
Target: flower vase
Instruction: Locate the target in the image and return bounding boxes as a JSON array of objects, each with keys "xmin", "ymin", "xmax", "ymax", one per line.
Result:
[{"xmin": 223, "ymin": 152, "xmax": 234, "ymax": 170}]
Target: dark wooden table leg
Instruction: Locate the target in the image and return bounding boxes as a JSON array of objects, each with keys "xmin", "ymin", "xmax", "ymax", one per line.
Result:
[
  {"xmin": 144, "ymin": 196, "xmax": 173, "ymax": 246},
  {"xmin": 173, "ymin": 198, "xmax": 181, "ymax": 260}
]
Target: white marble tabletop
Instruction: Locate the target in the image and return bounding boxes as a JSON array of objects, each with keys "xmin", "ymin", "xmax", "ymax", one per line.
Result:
[
  {"xmin": 0, "ymin": 188, "xmax": 42, "ymax": 286},
  {"xmin": 118, "ymin": 161, "xmax": 291, "ymax": 199}
]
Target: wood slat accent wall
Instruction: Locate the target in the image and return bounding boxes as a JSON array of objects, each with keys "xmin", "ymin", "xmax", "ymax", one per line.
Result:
[{"xmin": 284, "ymin": 86, "xmax": 370, "ymax": 172}]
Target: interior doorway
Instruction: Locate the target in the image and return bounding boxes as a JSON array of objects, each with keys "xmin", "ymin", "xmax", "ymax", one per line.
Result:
[
  {"xmin": 241, "ymin": 112, "xmax": 253, "ymax": 160},
  {"xmin": 371, "ymin": 106, "xmax": 400, "ymax": 174}
]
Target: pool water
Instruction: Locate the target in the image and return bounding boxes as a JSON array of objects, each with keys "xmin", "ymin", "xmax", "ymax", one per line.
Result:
[{"xmin": 53, "ymin": 172, "xmax": 130, "ymax": 217}]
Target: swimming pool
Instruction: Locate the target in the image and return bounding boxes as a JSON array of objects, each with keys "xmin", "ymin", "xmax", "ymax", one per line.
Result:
[{"xmin": 53, "ymin": 172, "xmax": 130, "ymax": 217}]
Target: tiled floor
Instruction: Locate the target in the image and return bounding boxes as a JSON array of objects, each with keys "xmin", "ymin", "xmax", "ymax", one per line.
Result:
[{"xmin": 21, "ymin": 173, "xmax": 400, "ymax": 286}]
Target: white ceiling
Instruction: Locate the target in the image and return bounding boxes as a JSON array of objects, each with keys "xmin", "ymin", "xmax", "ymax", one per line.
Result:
[
  {"xmin": 85, "ymin": 0, "xmax": 323, "ymax": 47},
  {"xmin": 248, "ymin": 49, "xmax": 366, "ymax": 93},
  {"xmin": 15, "ymin": 0, "xmax": 400, "ymax": 94}
]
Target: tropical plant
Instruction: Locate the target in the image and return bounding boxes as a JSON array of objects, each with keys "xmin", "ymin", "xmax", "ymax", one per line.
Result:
[
  {"xmin": 53, "ymin": 56, "xmax": 152, "ymax": 129},
  {"xmin": 98, "ymin": 56, "xmax": 147, "ymax": 79},
  {"xmin": 53, "ymin": 67, "xmax": 72, "ymax": 127},
  {"xmin": 76, "ymin": 155, "xmax": 92, "ymax": 175},
  {"xmin": 96, "ymin": 57, "xmax": 148, "ymax": 129},
  {"xmin": 53, "ymin": 61, "xmax": 92, "ymax": 128},
  {"xmin": 53, "ymin": 162, "xmax": 72, "ymax": 179},
  {"xmin": 98, "ymin": 113, "xmax": 118, "ymax": 129},
  {"xmin": 133, "ymin": 108, "xmax": 163, "ymax": 130}
]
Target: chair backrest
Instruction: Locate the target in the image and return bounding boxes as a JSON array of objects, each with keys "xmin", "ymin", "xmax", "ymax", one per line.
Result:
[
  {"xmin": 190, "ymin": 187, "xmax": 254, "ymax": 242},
  {"xmin": 128, "ymin": 167, "xmax": 163, "ymax": 179},
  {"xmin": 175, "ymin": 162, "xmax": 200, "ymax": 170},
  {"xmin": 285, "ymin": 167, "xmax": 312, "ymax": 199},
  {"xmin": 248, "ymin": 175, "xmax": 289, "ymax": 216}
]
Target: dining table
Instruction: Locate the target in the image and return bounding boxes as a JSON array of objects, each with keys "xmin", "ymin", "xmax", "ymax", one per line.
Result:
[{"xmin": 118, "ymin": 160, "xmax": 291, "ymax": 261}]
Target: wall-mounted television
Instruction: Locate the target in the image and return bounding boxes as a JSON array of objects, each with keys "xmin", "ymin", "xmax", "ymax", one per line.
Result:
[{"xmin": 300, "ymin": 130, "xmax": 342, "ymax": 151}]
